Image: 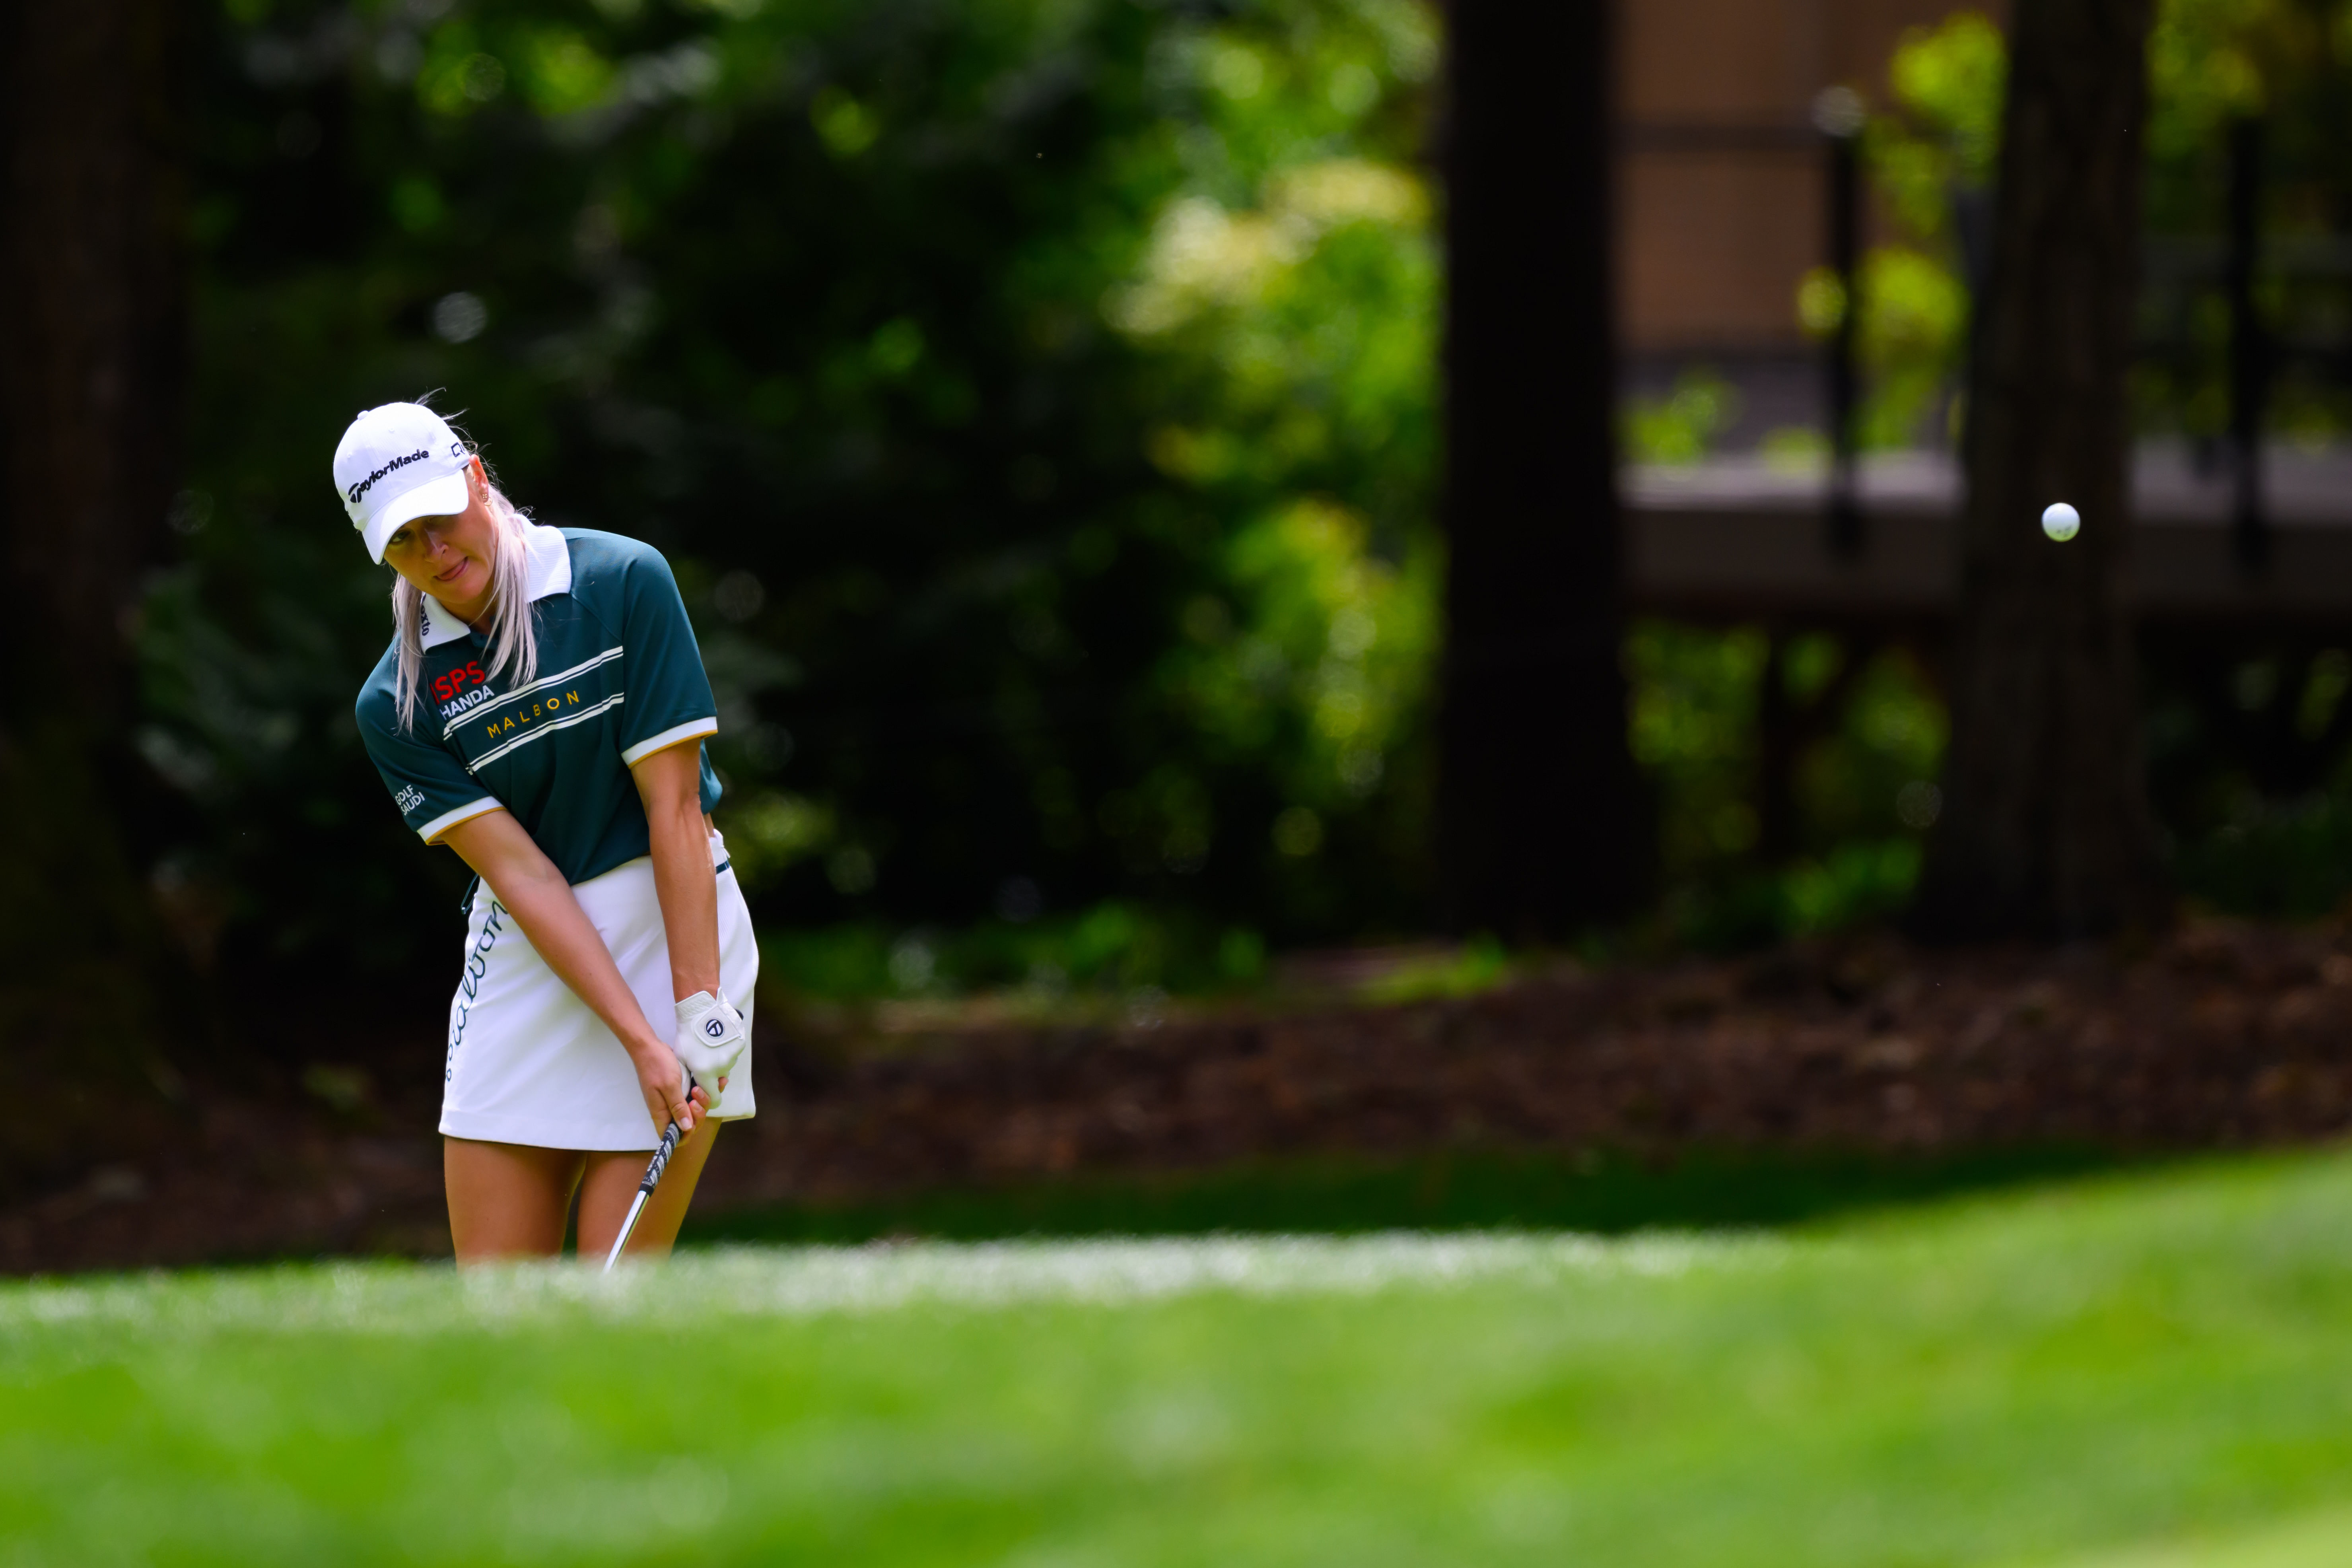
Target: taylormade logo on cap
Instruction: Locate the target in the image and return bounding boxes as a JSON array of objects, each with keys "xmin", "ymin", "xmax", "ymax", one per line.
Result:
[
  {"xmin": 345, "ymin": 446, "xmax": 434, "ymax": 507},
  {"xmin": 332, "ymin": 402, "xmax": 474, "ymax": 564}
]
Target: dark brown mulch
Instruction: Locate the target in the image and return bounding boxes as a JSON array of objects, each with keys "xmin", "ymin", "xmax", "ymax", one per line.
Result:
[{"xmin": 8, "ymin": 917, "xmax": 2352, "ymax": 1275}]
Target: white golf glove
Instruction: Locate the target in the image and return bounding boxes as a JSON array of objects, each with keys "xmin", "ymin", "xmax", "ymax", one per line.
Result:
[{"xmin": 674, "ymin": 989, "xmax": 747, "ymax": 1111}]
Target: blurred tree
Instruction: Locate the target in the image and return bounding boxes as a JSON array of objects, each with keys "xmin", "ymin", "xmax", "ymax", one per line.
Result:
[
  {"xmin": 1914, "ymin": 0, "xmax": 2169, "ymax": 938},
  {"xmin": 0, "ymin": 0, "xmax": 185, "ymax": 1106},
  {"xmin": 1859, "ymin": 0, "xmax": 2352, "ymax": 459},
  {"xmin": 1437, "ymin": 0, "xmax": 1645, "ymax": 938}
]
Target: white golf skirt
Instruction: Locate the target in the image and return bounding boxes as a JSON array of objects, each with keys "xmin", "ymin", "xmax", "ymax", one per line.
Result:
[{"xmin": 439, "ymin": 829, "xmax": 759, "ymax": 1152}]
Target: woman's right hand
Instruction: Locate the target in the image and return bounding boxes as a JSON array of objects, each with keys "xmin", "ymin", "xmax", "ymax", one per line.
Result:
[{"xmin": 630, "ymin": 1039, "xmax": 708, "ymax": 1138}]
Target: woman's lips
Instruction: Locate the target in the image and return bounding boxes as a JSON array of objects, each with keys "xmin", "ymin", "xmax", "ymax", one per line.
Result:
[{"xmin": 434, "ymin": 558, "xmax": 473, "ymax": 584}]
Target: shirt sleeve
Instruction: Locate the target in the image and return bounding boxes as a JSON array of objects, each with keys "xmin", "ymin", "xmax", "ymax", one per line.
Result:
[
  {"xmin": 616, "ymin": 547, "xmax": 720, "ymax": 769},
  {"xmin": 357, "ymin": 687, "xmax": 502, "ymax": 843}
]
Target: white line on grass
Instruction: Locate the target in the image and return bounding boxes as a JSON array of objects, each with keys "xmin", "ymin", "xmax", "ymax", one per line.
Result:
[{"xmin": 0, "ymin": 1231, "xmax": 1786, "ymax": 1341}]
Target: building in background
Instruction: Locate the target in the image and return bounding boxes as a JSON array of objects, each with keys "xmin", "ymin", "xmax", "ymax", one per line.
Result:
[{"xmin": 1618, "ymin": 0, "xmax": 2001, "ymax": 450}]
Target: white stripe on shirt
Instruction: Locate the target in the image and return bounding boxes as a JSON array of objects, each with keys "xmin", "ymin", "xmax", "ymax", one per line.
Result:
[
  {"xmin": 467, "ymin": 692, "xmax": 627, "ymax": 772},
  {"xmin": 439, "ymin": 645, "xmax": 626, "ymax": 741}
]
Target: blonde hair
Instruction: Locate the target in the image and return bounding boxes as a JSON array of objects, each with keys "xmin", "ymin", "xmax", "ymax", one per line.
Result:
[{"xmin": 388, "ymin": 464, "xmax": 542, "ymax": 731}]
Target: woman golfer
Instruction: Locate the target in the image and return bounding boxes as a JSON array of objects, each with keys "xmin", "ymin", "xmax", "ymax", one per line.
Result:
[{"xmin": 340, "ymin": 400, "xmax": 756, "ymax": 1263}]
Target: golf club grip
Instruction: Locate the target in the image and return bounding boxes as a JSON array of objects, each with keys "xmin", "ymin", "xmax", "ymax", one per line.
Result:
[
  {"xmin": 639, "ymin": 1119, "xmax": 682, "ymax": 1196},
  {"xmin": 602, "ymin": 1120, "xmax": 683, "ymax": 1272}
]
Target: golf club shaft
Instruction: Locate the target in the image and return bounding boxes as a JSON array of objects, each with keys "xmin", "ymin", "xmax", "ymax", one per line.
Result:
[{"xmin": 602, "ymin": 1118, "xmax": 682, "ymax": 1271}]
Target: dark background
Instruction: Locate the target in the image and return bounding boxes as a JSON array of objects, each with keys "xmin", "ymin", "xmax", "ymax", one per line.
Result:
[{"xmin": 4, "ymin": 0, "xmax": 2352, "ymax": 1172}]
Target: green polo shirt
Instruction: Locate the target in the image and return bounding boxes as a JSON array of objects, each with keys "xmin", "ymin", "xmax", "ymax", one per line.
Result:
[{"xmin": 357, "ymin": 525, "xmax": 722, "ymax": 886}]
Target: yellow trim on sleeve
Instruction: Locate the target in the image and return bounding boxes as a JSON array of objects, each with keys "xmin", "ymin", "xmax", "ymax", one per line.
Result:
[
  {"xmin": 620, "ymin": 717, "xmax": 718, "ymax": 767},
  {"xmin": 418, "ymin": 797, "xmax": 503, "ymax": 844}
]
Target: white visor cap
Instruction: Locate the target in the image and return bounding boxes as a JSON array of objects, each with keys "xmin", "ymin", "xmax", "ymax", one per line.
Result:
[{"xmin": 332, "ymin": 402, "xmax": 474, "ymax": 563}]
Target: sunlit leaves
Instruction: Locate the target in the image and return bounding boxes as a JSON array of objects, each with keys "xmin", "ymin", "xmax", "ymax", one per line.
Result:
[
  {"xmin": 416, "ymin": 23, "xmax": 506, "ymax": 116},
  {"xmin": 811, "ymin": 86, "xmax": 879, "ymax": 157},
  {"xmin": 1856, "ymin": 247, "xmax": 1968, "ymax": 449},
  {"xmin": 1160, "ymin": 499, "xmax": 1435, "ymax": 812},
  {"xmin": 1085, "ymin": 0, "xmax": 1438, "ymax": 913},
  {"xmin": 518, "ymin": 29, "xmax": 615, "ymax": 117},
  {"xmin": 1625, "ymin": 371, "xmax": 1740, "ymax": 467},
  {"xmin": 1796, "ymin": 267, "xmax": 1847, "ymax": 336},
  {"xmin": 1205, "ymin": 39, "xmax": 1270, "ymax": 101},
  {"xmin": 1792, "ymin": 13, "xmax": 2001, "ymax": 451},
  {"xmin": 2148, "ymin": 0, "xmax": 2290, "ymax": 135},
  {"xmin": 1885, "ymin": 10, "xmax": 2004, "ymax": 192},
  {"xmin": 1269, "ymin": 158, "xmax": 1424, "ymax": 228},
  {"xmin": 1797, "ymin": 247, "xmax": 1966, "ymax": 448}
]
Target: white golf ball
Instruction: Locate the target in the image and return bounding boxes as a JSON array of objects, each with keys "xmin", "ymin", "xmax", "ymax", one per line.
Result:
[{"xmin": 2041, "ymin": 501, "xmax": 2081, "ymax": 542}]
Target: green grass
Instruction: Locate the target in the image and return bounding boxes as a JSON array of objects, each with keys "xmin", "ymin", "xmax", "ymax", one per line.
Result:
[
  {"xmin": 2051, "ymin": 1508, "xmax": 2352, "ymax": 1568},
  {"xmin": 680, "ymin": 1144, "xmax": 2138, "ymax": 1246},
  {"xmin": 13, "ymin": 1149, "xmax": 2352, "ymax": 1564}
]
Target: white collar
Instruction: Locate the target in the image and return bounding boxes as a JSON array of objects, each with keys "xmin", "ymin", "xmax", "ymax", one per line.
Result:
[{"xmin": 418, "ymin": 524, "xmax": 573, "ymax": 650}]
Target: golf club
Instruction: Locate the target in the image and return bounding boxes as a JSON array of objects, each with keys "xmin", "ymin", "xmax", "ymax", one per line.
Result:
[{"xmin": 602, "ymin": 1117, "xmax": 682, "ymax": 1271}]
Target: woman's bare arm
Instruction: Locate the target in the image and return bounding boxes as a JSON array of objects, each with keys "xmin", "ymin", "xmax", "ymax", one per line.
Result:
[
  {"xmin": 628, "ymin": 740, "xmax": 720, "ymax": 1005},
  {"xmin": 439, "ymin": 807, "xmax": 704, "ymax": 1135}
]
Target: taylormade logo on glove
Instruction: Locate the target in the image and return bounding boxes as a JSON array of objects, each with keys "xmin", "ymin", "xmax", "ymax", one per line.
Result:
[{"xmin": 673, "ymin": 990, "xmax": 747, "ymax": 1111}]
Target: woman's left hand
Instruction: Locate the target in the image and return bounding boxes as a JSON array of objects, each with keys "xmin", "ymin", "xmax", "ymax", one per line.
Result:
[{"xmin": 674, "ymin": 989, "xmax": 747, "ymax": 1110}]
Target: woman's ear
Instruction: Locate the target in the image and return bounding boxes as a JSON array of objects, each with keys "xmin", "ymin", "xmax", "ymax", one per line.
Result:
[{"xmin": 467, "ymin": 455, "xmax": 490, "ymax": 502}]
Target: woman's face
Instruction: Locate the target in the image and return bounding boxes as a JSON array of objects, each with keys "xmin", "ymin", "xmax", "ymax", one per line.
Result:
[{"xmin": 382, "ymin": 458, "xmax": 499, "ymax": 623}]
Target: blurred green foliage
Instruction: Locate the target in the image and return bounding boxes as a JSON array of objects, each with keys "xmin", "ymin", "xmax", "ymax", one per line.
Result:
[
  {"xmin": 1851, "ymin": 2, "xmax": 2352, "ymax": 452},
  {"xmin": 2176, "ymin": 794, "xmax": 2352, "ymax": 917},
  {"xmin": 2152, "ymin": 642, "xmax": 2352, "ymax": 918},
  {"xmin": 2126, "ymin": 2, "xmax": 2352, "ymax": 903},
  {"xmin": 2136, "ymin": 0, "xmax": 2352, "ymax": 443},
  {"xmin": 1752, "ymin": 2, "xmax": 2352, "ymax": 940},
  {"xmin": 151, "ymin": 0, "xmax": 1442, "ymax": 989},
  {"xmin": 1797, "ymin": 10, "xmax": 2002, "ymax": 453},
  {"xmin": 142, "ymin": 0, "xmax": 2352, "ymax": 1008},
  {"xmin": 758, "ymin": 909, "xmax": 1503, "ymax": 1004},
  {"xmin": 1623, "ymin": 369, "xmax": 1741, "ymax": 466},
  {"xmin": 762, "ymin": 901, "xmax": 1267, "ymax": 1002},
  {"xmin": 1629, "ymin": 624, "xmax": 1947, "ymax": 948}
]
